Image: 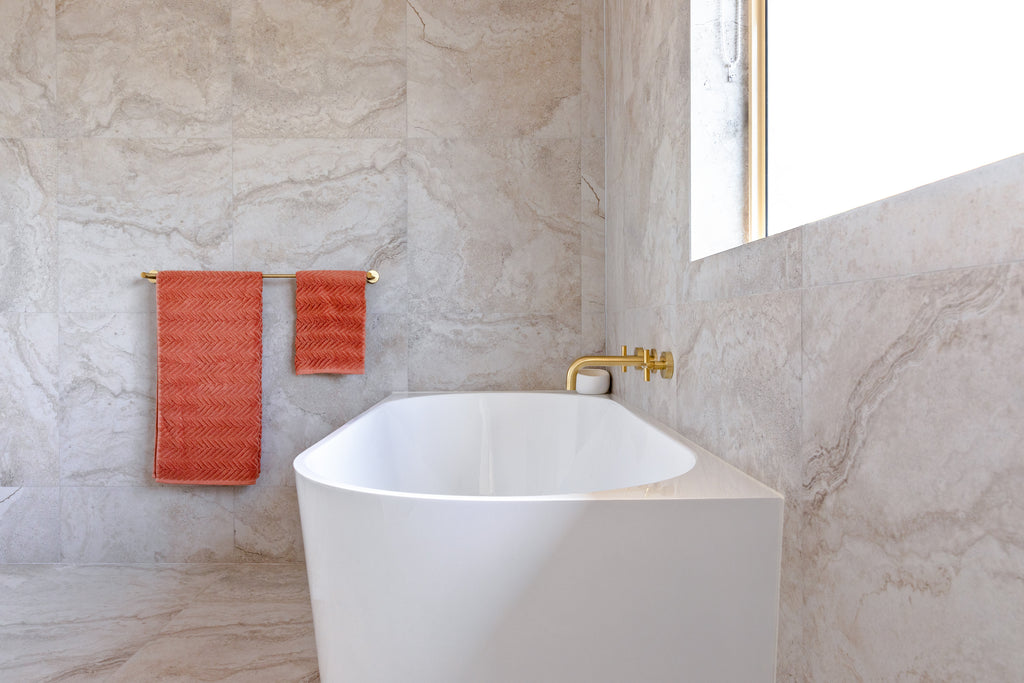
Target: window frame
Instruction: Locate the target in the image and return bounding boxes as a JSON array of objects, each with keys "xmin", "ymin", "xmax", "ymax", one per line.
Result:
[{"xmin": 747, "ymin": 0, "xmax": 766, "ymax": 243}]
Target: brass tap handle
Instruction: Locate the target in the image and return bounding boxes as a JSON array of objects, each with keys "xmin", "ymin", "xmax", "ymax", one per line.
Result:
[
  {"xmin": 659, "ymin": 351, "xmax": 674, "ymax": 379},
  {"xmin": 621, "ymin": 345, "xmax": 629, "ymax": 373}
]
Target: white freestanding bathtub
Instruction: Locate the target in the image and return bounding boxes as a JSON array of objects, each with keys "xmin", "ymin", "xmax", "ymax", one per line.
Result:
[{"xmin": 294, "ymin": 392, "xmax": 783, "ymax": 683}]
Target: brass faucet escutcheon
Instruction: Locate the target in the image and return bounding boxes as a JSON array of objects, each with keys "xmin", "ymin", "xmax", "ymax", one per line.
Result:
[{"xmin": 566, "ymin": 345, "xmax": 674, "ymax": 390}]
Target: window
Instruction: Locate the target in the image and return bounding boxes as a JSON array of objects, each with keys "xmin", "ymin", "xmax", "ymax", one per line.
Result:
[{"xmin": 692, "ymin": 0, "xmax": 1024, "ymax": 259}]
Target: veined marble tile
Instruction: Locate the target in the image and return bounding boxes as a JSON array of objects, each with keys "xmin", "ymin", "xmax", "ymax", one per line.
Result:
[
  {"xmin": 59, "ymin": 313, "xmax": 156, "ymax": 486},
  {"xmin": 0, "ymin": 564, "xmax": 225, "ymax": 681},
  {"xmin": 108, "ymin": 565, "xmax": 316, "ymax": 682},
  {"xmin": 0, "ymin": 0, "xmax": 57, "ymax": 137},
  {"xmin": 61, "ymin": 486, "xmax": 235, "ymax": 563},
  {"xmin": 407, "ymin": 0, "xmax": 581, "ymax": 138},
  {"xmin": 672, "ymin": 291, "xmax": 802, "ymax": 491},
  {"xmin": 409, "ymin": 315, "xmax": 580, "ymax": 391},
  {"xmin": 189, "ymin": 562, "xmax": 310, "ymax": 603},
  {"xmin": 682, "ymin": 229, "xmax": 802, "ymax": 304},
  {"xmin": 407, "ymin": 138, "xmax": 581, "ymax": 390},
  {"xmin": 581, "ymin": 0, "xmax": 605, "ymax": 139},
  {"xmin": 56, "ymin": 0, "xmax": 231, "ymax": 137},
  {"xmin": 57, "ymin": 138, "xmax": 233, "ymax": 313},
  {"xmin": 801, "ymin": 263, "xmax": 1024, "ymax": 680},
  {"xmin": 108, "ymin": 601, "xmax": 317, "ymax": 682},
  {"xmin": 0, "ymin": 487, "xmax": 59, "ymax": 563},
  {"xmin": 581, "ymin": 138, "xmax": 606, "ymax": 355},
  {"xmin": 233, "ymin": 485, "xmax": 303, "ymax": 562},
  {"xmin": 232, "ymin": 138, "xmax": 405, "ymax": 273},
  {"xmin": 803, "ymin": 153, "xmax": 1024, "ymax": 287},
  {"xmin": 0, "ymin": 139, "xmax": 56, "ymax": 313},
  {"xmin": 604, "ymin": 0, "xmax": 689, "ymax": 310},
  {"xmin": 603, "ymin": 147, "xmax": 627, "ymax": 315},
  {"xmin": 0, "ymin": 313, "xmax": 59, "ymax": 487},
  {"xmin": 233, "ymin": 0, "xmax": 405, "ymax": 138}
]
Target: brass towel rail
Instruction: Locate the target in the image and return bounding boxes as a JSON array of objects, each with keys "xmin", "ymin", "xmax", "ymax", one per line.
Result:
[{"xmin": 141, "ymin": 270, "xmax": 379, "ymax": 284}]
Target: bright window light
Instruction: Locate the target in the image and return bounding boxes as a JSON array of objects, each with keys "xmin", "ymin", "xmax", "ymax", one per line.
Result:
[{"xmin": 767, "ymin": 0, "xmax": 1024, "ymax": 233}]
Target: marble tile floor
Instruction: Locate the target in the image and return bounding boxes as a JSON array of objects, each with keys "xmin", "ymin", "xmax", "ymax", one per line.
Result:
[{"xmin": 0, "ymin": 563, "xmax": 319, "ymax": 682}]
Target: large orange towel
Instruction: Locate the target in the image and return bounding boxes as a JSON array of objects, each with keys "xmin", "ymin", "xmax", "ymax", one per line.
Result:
[
  {"xmin": 294, "ymin": 270, "xmax": 366, "ymax": 374},
  {"xmin": 154, "ymin": 271, "xmax": 263, "ymax": 485}
]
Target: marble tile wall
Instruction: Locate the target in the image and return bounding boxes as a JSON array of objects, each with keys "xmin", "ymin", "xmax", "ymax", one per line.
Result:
[
  {"xmin": 606, "ymin": 1, "xmax": 1024, "ymax": 679},
  {"xmin": 0, "ymin": 0, "xmax": 604, "ymax": 563}
]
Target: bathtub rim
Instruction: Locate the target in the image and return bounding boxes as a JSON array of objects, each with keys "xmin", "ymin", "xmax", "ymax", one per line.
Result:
[{"xmin": 292, "ymin": 391, "xmax": 783, "ymax": 503}]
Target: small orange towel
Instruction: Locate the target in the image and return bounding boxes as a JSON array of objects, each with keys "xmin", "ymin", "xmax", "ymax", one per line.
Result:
[
  {"xmin": 154, "ymin": 271, "xmax": 263, "ymax": 485},
  {"xmin": 294, "ymin": 270, "xmax": 366, "ymax": 375}
]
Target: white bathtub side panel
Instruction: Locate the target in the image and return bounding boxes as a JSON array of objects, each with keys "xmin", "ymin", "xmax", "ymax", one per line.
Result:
[{"xmin": 297, "ymin": 479, "xmax": 782, "ymax": 683}]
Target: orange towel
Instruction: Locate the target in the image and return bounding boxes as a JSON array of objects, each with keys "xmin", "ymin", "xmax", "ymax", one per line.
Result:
[
  {"xmin": 154, "ymin": 271, "xmax": 263, "ymax": 485},
  {"xmin": 294, "ymin": 270, "xmax": 366, "ymax": 375}
]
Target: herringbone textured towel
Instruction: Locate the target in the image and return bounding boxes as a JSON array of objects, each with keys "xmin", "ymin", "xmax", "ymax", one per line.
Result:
[
  {"xmin": 295, "ymin": 270, "xmax": 366, "ymax": 375},
  {"xmin": 155, "ymin": 271, "xmax": 263, "ymax": 485}
]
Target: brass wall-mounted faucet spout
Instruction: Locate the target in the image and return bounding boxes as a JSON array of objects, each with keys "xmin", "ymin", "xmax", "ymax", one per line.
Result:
[{"xmin": 566, "ymin": 345, "xmax": 674, "ymax": 390}]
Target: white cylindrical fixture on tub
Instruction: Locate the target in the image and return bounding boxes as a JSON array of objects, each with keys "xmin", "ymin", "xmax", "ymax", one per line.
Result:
[{"xmin": 574, "ymin": 367, "xmax": 610, "ymax": 394}]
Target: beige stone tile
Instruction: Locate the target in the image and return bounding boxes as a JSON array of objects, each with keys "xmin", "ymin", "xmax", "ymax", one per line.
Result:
[
  {"xmin": 60, "ymin": 487, "xmax": 236, "ymax": 563},
  {"xmin": 58, "ymin": 312, "xmax": 156, "ymax": 487},
  {"xmin": 803, "ymin": 153, "xmax": 1024, "ymax": 287},
  {"xmin": 0, "ymin": 487, "xmax": 59, "ymax": 563},
  {"xmin": 683, "ymin": 229, "xmax": 801, "ymax": 303},
  {"xmin": 0, "ymin": 313, "xmax": 59, "ymax": 487},
  {"xmin": 233, "ymin": 485, "xmax": 304, "ymax": 563},
  {"xmin": 190, "ymin": 562, "xmax": 310, "ymax": 603},
  {"xmin": 581, "ymin": 0, "xmax": 605, "ymax": 139},
  {"xmin": 407, "ymin": 138, "xmax": 580, "ymax": 390},
  {"xmin": 604, "ymin": 0, "xmax": 689, "ymax": 309},
  {"xmin": 800, "ymin": 263, "xmax": 1024, "ymax": 680},
  {"xmin": 56, "ymin": 0, "xmax": 231, "ymax": 137},
  {"xmin": 0, "ymin": 564, "xmax": 315, "ymax": 682},
  {"xmin": 0, "ymin": 0, "xmax": 57, "ymax": 137},
  {"xmin": 0, "ymin": 564, "xmax": 226, "ymax": 681},
  {"xmin": 233, "ymin": 0, "xmax": 405, "ymax": 138},
  {"xmin": 672, "ymin": 291, "xmax": 802, "ymax": 491},
  {"xmin": 57, "ymin": 139, "xmax": 233, "ymax": 314},
  {"xmin": 581, "ymin": 137, "xmax": 606, "ymax": 355},
  {"xmin": 603, "ymin": 149, "xmax": 627, "ymax": 315},
  {"xmin": 232, "ymin": 138, "xmax": 405, "ymax": 273},
  {"xmin": 407, "ymin": 0, "xmax": 580, "ymax": 138},
  {"xmin": 109, "ymin": 574, "xmax": 317, "ymax": 682},
  {"xmin": 0, "ymin": 139, "xmax": 56, "ymax": 314}
]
